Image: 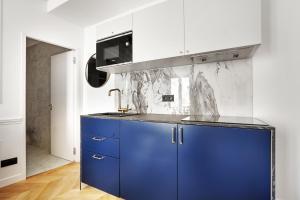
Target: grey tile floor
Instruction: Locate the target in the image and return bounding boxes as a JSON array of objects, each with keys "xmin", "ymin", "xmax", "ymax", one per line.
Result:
[{"xmin": 26, "ymin": 145, "xmax": 71, "ymax": 177}]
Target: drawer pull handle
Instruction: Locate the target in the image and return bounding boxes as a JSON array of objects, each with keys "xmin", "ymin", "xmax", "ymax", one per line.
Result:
[
  {"xmin": 92, "ymin": 155, "xmax": 105, "ymax": 160},
  {"xmin": 92, "ymin": 137, "xmax": 106, "ymax": 142}
]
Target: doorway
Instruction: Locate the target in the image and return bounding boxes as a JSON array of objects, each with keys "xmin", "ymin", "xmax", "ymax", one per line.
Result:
[{"xmin": 26, "ymin": 37, "xmax": 75, "ymax": 177}]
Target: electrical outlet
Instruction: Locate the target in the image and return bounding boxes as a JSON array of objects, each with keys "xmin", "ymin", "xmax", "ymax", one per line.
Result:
[
  {"xmin": 162, "ymin": 95, "xmax": 174, "ymax": 102},
  {"xmin": 1, "ymin": 157, "xmax": 18, "ymax": 168}
]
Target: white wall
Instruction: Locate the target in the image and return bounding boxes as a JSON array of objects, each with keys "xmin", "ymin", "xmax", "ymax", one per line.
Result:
[
  {"xmin": 47, "ymin": 0, "xmax": 69, "ymax": 12},
  {"xmin": 1, "ymin": 0, "xmax": 297, "ymax": 197},
  {"xmin": 0, "ymin": 0, "xmax": 83, "ymax": 187},
  {"xmin": 82, "ymin": 25, "xmax": 115, "ymax": 114},
  {"xmin": 0, "ymin": 0, "xmax": 2, "ymax": 104},
  {"xmin": 253, "ymin": 0, "xmax": 300, "ymax": 199}
]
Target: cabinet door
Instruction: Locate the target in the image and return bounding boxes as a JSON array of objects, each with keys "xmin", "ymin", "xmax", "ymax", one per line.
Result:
[
  {"xmin": 178, "ymin": 125, "xmax": 271, "ymax": 200},
  {"xmin": 96, "ymin": 14, "xmax": 132, "ymax": 40},
  {"xmin": 120, "ymin": 121, "xmax": 177, "ymax": 200},
  {"xmin": 184, "ymin": 0, "xmax": 261, "ymax": 54},
  {"xmin": 81, "ymin": 150, "xmax": 119, "ymax": 196},
  {"xmin": 133, "ymin": 0, "xmax": 184, "ymax": 63}
]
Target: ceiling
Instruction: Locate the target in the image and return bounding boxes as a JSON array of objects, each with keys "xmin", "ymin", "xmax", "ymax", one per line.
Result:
[{"xmin": 48, "ymin": 0, "xmax": 162, "ymax": 27}]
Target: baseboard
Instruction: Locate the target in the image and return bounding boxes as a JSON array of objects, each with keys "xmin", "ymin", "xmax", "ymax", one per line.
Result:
[
  {"xmin": 80, "ymin": 182, "xmax": 88, "ymax": 190},
  {"xmin": 0, "ymin": 173, "xmax": 24, "ymax": 188}
]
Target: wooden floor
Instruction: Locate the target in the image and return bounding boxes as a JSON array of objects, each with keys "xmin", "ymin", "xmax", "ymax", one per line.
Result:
[{"xmin": 0, "ymin": 163, "xmax": 122, "ymax": 200}]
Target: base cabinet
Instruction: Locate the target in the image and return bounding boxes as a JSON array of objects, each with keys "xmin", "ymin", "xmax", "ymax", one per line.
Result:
[
  {"xmin": 81, "ymin": 117, "xmax": 273, "ymax": 200},
  {"xmin": 81, "ymin": 117, "xmax": 120, "ymax": 197},
  {"xmin": 81, "ymin": 150, "xmax": 119, "ymax": 196},
  {"xmin": 120, "ymin": 121, "xmax": 178, "ymax": 200},
  {"xmin": 178, "ymin": 125, "xmax": 271, "ymax": 200}
]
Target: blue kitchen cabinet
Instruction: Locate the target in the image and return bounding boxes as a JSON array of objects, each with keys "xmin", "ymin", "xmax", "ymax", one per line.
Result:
[
  {"xmin": 81, "ymin": 117, "xmax": 120, "ymax": 139},
  {"xmin": 81, "ymin": 117, "xmax": 120, "ymax": 197},
  {"xmin": 178, "ymin": 125, "xmax": 271, "ymax": 200},
  {"xmin": 81, "ymin": 116, "xmax": 273, "ymax": 200},
  {"xmin": 120, "ymin": 121, "xmax": 178, "ymax": 200},
  {"xmin": 81, "ymin": 150, "xmax": 119, "ymax": 196},
  {"xmin": 82, "ymin": 137, "xmax": 119, "ymax": 158}
]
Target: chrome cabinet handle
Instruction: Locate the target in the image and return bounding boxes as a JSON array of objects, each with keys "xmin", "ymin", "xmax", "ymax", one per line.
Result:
[
  {"xmin": 92, "ymin": 136, "xmax": 106, "ymax": 142},
  {"xmin": 92, "ymin": 155, "xmax": 105, "ymax": 160},
  {"xmin": 172, "ymin": 127, "xmax": 176, "ymax": 144},
  {"xmin": 179, "ymin": 127, "xmax": 183, "ymax": 144}
]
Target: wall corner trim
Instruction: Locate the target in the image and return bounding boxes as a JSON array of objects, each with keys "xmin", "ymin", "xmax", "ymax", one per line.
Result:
[{"xmin": 0, "ymin": 118, "xmax": 23, "ymax": 125}]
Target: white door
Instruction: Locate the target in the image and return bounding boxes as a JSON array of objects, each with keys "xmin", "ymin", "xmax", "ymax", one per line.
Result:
[{"xmin": 51, "ymin": 51, "xmax": 75, "ymax": 161}]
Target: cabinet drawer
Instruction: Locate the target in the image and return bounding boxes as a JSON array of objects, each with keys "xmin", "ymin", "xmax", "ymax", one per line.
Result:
[
  {"xmin": 82, "ymin": 137, "xmax": 119, "ymax": 158},
  {"xmin": 81, "ymin": 117, "xmax": 119, "ymax": 138},
  {"xmin": 81, "ymin": 150, "xmax": 119, "ymax": 196}
]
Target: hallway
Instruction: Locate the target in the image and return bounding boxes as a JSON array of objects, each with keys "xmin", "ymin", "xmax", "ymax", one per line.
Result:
[{"xmin": 26, "ymin": 145, "xmax": 70, "ymax": 177}]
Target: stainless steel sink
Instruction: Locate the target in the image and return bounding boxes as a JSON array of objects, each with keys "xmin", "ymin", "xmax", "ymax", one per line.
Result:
[{"xmin": 89, "ymin": 112, "xmax": 139, "ymax": 117}]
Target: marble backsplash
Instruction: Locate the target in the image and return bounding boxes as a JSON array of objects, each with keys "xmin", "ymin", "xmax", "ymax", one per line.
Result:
[{"xmin": 115, "ymin": 59, "xmax": 253, "ymax": 117}]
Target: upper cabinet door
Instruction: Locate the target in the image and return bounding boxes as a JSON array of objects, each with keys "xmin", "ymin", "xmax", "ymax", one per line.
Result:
[
  {"xmin": 133, "ymin": 0, "xmax": 185, "ymax": 63},
  {"xmin": 96, "ymin": 14, "xmax": 133, "ymax": 40},
  {"xmin": 184, "ymin": 0, "xmax": 261, "ymax": 55}
]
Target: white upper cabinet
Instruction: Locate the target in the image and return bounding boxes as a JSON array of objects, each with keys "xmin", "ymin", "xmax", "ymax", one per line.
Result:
[
  {"xmin": 133, "ymin": 0, "xmax": 184, "ymax": 63},
  {"xmin": 96, "ymin": 14, "xmax": 133, "ymax": 40},
  {"xmin": 184, "ymin": 0, "xmax": 261, "ymax": 54},
  {"xmin": 94, "ymin": 0, "xmax": 261, "ymax": 68}
]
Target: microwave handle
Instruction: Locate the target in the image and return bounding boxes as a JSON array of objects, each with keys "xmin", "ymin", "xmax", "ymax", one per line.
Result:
[{"xmin": 97, "ymin": 31, "xmax": 132, "ymax": 43}]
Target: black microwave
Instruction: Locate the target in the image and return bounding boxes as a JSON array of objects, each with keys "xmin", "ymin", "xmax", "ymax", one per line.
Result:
[{"xmin": 96, "ymin": 31, "xmax": 132, "ymax": 68}]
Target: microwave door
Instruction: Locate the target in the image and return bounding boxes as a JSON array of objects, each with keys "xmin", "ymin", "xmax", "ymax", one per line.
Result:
[
  {"xmin": 96, "ymin": 33, "xmax": 132, "ymax": 67},
  {"xmin": 104, "ymin": 45, "xmax": 120, "ymax": 65},
  {"xmin": 119, "ymin": 34, "xmax": 132, "ymax": 63},
  {"xmin": 97, "ymin": 41, "xmax": 120, "ymax": 67}
]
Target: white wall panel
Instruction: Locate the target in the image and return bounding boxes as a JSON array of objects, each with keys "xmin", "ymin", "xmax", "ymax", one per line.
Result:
[
  {"xmin": 0, "ymin": 0, "xmax": 83, "ymax": 187},
  {"xmin": 253, "ymin": 0, "xmax": 300, "ymax": 199}
]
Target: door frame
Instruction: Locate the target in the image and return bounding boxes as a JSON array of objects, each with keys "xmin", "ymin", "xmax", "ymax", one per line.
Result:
[{"xmin": 21, "ymin": 33, "xmax": 78, "ymax": 177}]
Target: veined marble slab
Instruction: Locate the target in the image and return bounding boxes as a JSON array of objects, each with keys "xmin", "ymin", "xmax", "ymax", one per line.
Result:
[{"xmin": 115, "ymin": 59, "xmax": 252, "ymax": 117}]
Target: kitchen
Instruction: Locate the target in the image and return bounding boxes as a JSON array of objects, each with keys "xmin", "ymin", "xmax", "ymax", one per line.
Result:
[{"xmin": 0, "ymin": 0, "xmax": 299, "ymax": 200}]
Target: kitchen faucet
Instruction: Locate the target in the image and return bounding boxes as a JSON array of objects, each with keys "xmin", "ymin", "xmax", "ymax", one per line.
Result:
[{"xmin": 108, "ymin": 88, "xmax": 131, "ymax": 113}]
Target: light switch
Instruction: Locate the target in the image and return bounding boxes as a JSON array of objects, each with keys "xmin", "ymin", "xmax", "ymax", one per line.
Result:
[{"xmin": 162, "ymin": 95, "xmax": 174, "ymax": 102}]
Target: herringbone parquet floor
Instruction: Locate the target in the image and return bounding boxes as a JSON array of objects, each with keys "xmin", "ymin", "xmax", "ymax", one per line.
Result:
[{"xmin": 0, "ymin": 162, "xmax": 122, "ymax": 200}]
